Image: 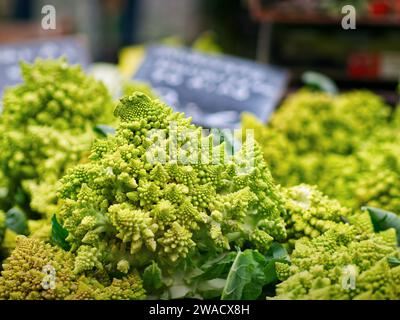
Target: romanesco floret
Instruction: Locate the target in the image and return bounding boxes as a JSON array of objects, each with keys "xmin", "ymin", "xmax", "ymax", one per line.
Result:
[
  {"xmin": 354, "ymin": 169, "xmax": 400, "ymax": 215},
  {"xmin": 319, "ymin": 131, "xmax": 400, "ymax": 214},
  {"xmin": 267, "ymin": 90, "xmax": 389, "ymax": 155},
  {"xmin": 1, "ymin": 58, "xmax": 111, "ymax": 131},
  {"xmin": 0, "ymin": 58, "xmax": 113, "ymax": 218},
  {"xmin": 0, "ymin": 236, "xmax": 146, "ymax": 300},
  {"xmin": 90, "ymin": 272, "xmax": 146, "ymax": 300},
  {"xmin": 0, "ymin": 236, "xmax": 80, "ymax": 299},
  {"xmin": 242, "ymin": 89, "xmax": 398, "ymax": 214},
  {"xmin": 58, "ymin": 92, "xmax": 286, "ymax": 277},
  {"xmin": 282, "ymin": 184, "xmax": 351, "ymax": 242},
  {"xmin": 273, "ymin": 224, "xmax": 400, "ymax": 300},
  {"xmin": 353, "ymin": 132, "xmax": 400, "ymax": 214}
]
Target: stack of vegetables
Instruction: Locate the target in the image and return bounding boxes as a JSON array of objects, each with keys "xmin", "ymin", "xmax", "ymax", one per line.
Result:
[{"xmin": 0, "ymin": 59, "xmax": 399, "ymax": 300}]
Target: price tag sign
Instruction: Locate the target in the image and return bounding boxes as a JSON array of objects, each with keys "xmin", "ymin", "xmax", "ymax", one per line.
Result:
[
  {"xmin": 0, "ymin": 35, "xmax": 90, "ymax": 94},
  {"xmin": 134, "ymin": 45, "xmax": 289, "ymax": 128}
]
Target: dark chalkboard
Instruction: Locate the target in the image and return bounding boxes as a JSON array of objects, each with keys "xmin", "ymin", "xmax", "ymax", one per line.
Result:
[
  {"xmin": 0, "ymin": 35, "xmax": 90, "ymax": 95},
  {"xmin": 134, "ymin": 45, "xmax": 289, "ymax": 128}
]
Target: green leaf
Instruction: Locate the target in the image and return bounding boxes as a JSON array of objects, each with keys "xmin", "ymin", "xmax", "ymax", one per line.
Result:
[
  {"xmin": 302, "ymin": 71, "xmax": 338, "ymax": 95},
  {"xmin": 197, "ymin": 279, "xmax": 227, "ymax": 299},
  {"xmin": 94, "ymin": 124, "xmax": 116, "ymax": 137},
  {"xmin": 5, "ymin": 207, "xmax": 29, "ymax": 235},
  {"xmin": 221, "ymin": 244, "xmax": 290, "ymax": 300},
  {"xmin": 195, "ymin": 251, "xmax": 237, "ymax": 281},
  {"xmin": 51, "ymin": 214, "xmax": 71, "ymax": 251},
  {"xmin": 263, "ymin": 243, "xmax": 291, "ymax": 284},
  {"xmin": 387, "ymin": 256, "xmax": 400, "ymax": 267},
  {"xmin": 221, "ymin": 249, "xmax": 267, "ymax": 300},
  {"xmin": 266, "ymin": 242, "xmax": 290, "ymax": 261},
  {"xmin": 362, "ymin": 206, "xmax": 400, "ymax": 245},
  {"xmin": 189, "ymin": 252, "xmax": 236, "ymax": 299},
  {"xmin": 143, "ymin": 261, "xmax": 164, "ymax": 292}
]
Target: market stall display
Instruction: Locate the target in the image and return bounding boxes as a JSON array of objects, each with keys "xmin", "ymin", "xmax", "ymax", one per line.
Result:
[{"xmin": 0, "ymin": 59, "xmax": 399, "ymax": 300}]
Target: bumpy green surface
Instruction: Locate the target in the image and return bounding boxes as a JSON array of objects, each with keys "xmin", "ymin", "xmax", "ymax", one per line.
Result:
[
  {"xmin": 0, "ymin": 58, "xmax": 113, "ymax": 218},
  {"xmin": 274, "ymin": 225, "xmax": 400, "ymax": 300},
  {"xmin": 0, "ymin": 59, "xmax": 398, "ymax": 300},
  {"xmin": 267, "ymin": 90, "xmax": 390, "ymax": 155},
  {"xmin": 58, "ymin": 92, "xmax": 286, "ymax": 275},
  {"xmin": 1, "ymin": 58, "xmax": 111, "ymax": 131},
  {"xmin": 242, "ymin": 90, "xmax": 399, "ymax": 214},
  {"xmin": 0, "ymin": 236, "xmax": 145, "ymax": 300},
  {"xmin": 282, "ymin": 184, "xmax": 352, "ymax": 242}
]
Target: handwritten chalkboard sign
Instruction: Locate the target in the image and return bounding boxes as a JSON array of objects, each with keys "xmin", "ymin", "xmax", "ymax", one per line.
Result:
[
  {"xmin": 0, "ymin": 35, "xmax": 90, "ymax": 95},
  {"xmin": 134, "ymin": 45, "xmax": 289, "ymax": 128}
]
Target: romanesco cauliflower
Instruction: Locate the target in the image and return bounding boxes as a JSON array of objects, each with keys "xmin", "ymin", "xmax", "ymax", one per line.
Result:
[
  {"xmin": 273, "ymin": 224, "xmax": 400, "ymax": 300},
  {"xmin": 0, "ymin": 236, "xmax": 145, "ymax": 300},
  {"xmin": 282, "ymin": 184, "xmax": 352, "ymax": 242},
  {"xmin": 242, "ymin": 89, "xmax": 399, "ymax": 214},
  {"xmin": 58, "ymin": 92, "xmax": 286, "ymax": 277},
  {"xmin": 0, "ymin": 58, "xmax": 113, "ymax": 219}
]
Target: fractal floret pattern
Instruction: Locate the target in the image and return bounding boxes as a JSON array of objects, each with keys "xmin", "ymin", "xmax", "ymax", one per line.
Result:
[
  {"xmin": 0, "ymin": 236, "xmax": 145, "ymax": 300},
  {"xmin": 58, "ymin": 92, "xmax": 286, "ymax": 275},
  {"xmin": 0, "ymin": 58, "xmax": 113, "ymax": 218},
  {"xmin": 242, "ymin": 89, "xmax": 399, "ymax": 214},
  {"xmin": 274, "ymin": 225, "xmax": 400, "ymax": 300},
  {"xmin": 281, "ymin": 184, "xmax": 352, "ymax": 241}
]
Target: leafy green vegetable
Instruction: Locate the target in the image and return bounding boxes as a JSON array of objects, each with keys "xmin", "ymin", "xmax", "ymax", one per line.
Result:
[
  {"xmin": 143, "ymin": 262, "xmax": 164, "ymax": 293},
  {"xmin": 194, "ymin": 252, "xmax": 237, "ymax": 281},
  {"xmin": 222, "ymin": 249, "xmax": 268, "ymax": 300},
  {"xmin": 362, "ymin": 206, "xmax": 400, "ymax": 245},
  {"xmin": 221, "ymin": 244, "xmax": 290, "ymax": 300},
  {"xmin": 263, "ymin": 243, "xmax": 291, "ymax": 284},
  {"xmin": 1, "ymin": 58, "xmax": 399, "ymax": 301},
  {"xmin": 274, "ymin": 224, "xmax": 399, "ymax": 300},
  {"xmin": 51, "ymin": 214, "xmax": 71, "ymax": 251},
  {"xmin": 58, "ymin": 91, "xmax": 286, "ymax": 282},
  {"xmin": 387, "ymin": 256, "xmax": 400, "ymax": 267}
]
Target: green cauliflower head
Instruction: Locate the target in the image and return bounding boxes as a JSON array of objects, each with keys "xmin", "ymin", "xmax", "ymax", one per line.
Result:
[
  {"xmin": 0, "ymin": 236, "xmax": 145, "ymax": 300},
  {"xmin": 1, "ymin": 58, "xmax": 111, "ymax": 131},
  {"xmin": 273, "ymin": 224, "xmax": 400, "ymax": 300},
  {"xmin": 58, "ymin": 92, "xmax": 287, "ymax": 275},
  {"xmin": 0, "ymin": 58, "xmax": 113, "ymax": 218},
  {"xmin": 282, "ymin": 184, "xmax": 352, "ymax": 242},
  {"xmin": 242, "ymin": 89, "xmax": 398, "ymax": 214}
]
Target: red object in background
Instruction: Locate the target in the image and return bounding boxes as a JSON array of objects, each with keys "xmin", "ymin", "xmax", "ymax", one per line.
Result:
[
  {"xmin": 347, "ymin": 53, "xmax": 380, "ymax": 79},
  {"xmin": 369, "ymin": 0, "xmax": 391, "ymax": 16}
]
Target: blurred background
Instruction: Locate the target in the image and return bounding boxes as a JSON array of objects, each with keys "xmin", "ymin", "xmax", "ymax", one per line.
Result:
[{"xmin": 1, "ymin": 0, "xmax": 400, "ymax": 103}]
